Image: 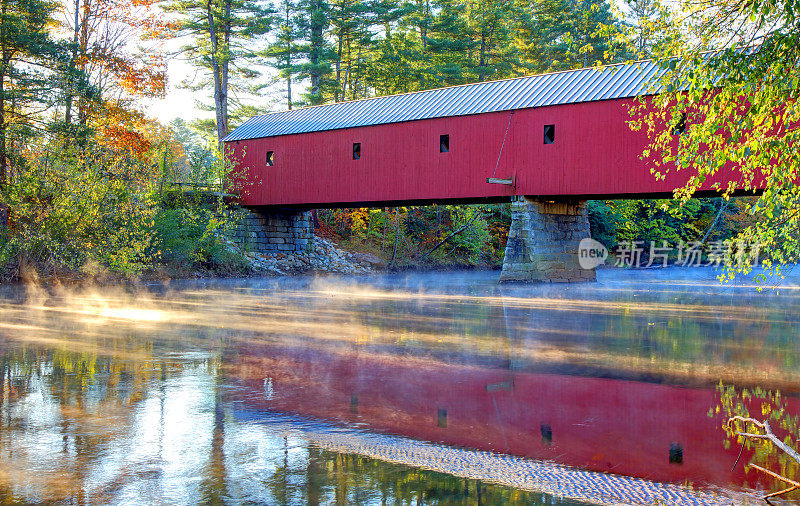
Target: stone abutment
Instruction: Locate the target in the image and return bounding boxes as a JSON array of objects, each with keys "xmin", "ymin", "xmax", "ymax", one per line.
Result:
[
  {"xmin": 500, "ymin": 198, "xmax": 596, "ymax": 283},
  {"xmin": 231, "ymin": 208, "xmax": 313, "ymax": 254}
]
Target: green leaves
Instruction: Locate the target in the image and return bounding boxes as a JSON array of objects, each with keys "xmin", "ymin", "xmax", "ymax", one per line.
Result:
[{"xmin": 634, "ymin": 0, "xmax": 800, "ymax": 283}]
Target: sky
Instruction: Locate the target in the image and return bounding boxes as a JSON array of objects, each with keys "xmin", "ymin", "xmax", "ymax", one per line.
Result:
[
  {"xmin": 141, "ymin": 37, "xmax": 288, "ymax": 126},
  {"xmin": 142, "ymin": 44, "xmax": 214, "ymax": 124}
]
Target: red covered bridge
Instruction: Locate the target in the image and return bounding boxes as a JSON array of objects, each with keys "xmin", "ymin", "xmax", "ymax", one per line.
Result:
[{"xmin": 224, "ymin": 60, "xmax": 747, "ymax": 282}]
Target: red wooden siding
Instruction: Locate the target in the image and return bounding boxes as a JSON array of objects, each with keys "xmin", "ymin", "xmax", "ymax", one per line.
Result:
[{"xmin": 227, "ymin": 97, "xmax": 745, "ymax": 208}]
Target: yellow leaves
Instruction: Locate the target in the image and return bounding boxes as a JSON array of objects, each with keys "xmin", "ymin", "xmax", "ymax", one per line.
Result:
[{"xmin": 92, "ymin": 100, "xmax": 168, "ymax": 162}]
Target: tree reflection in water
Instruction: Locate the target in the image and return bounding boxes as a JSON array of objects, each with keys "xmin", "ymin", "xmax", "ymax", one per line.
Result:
[
  {"xmin": 0, "ymin": 349, "xmax": 582, "ymax": 504},
  {"xmin": 0, "ymin": 269, "xmax": 797, "ymax": 503}
]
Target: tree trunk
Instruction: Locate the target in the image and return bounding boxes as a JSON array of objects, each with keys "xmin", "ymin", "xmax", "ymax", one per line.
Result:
[
  {"xmin": 420, "ymin": 0, "xmax": 428, "ymax": 48},
  {"xmin": 77, "ymin": 0, "xmax": 90, "ymax": 127},
  {"xmin": 351, "ymin": 44, "xmax": 362, "ymax": 100},
  {"xmin": 334, "ymin": 0, "xmax": 346, "ymax": 102},
  {"xmin": 0, "ymin": 57, "xmax": 6, "ymax": 188},
  {"xmin": 285, "ymin": 6, "xmax": 292, "ymax": 110},
  {"xmin": 287, "ymin": 72, "xmax": 292, "ymax": 110},
  {"xmin": 309, "ymin": 0, "xmax": 324, "ymax": 104},
  {"xmin": 479, "ymin": 31, "xmax": 486, "ymax": 82},
  {"xmin": 390, "ymin": 208, "xmax": 401, "ymax": 266},
  {"xmin": 207, "ymin": 0, "xmax": 228, "ymax": 150},
  {"xmin": 65, "ymin": 0, "xmax": 80, "ymax": 130},
  {"xmin": 222, "ymin": 0, "xmax": 230, "ymax": 135}
]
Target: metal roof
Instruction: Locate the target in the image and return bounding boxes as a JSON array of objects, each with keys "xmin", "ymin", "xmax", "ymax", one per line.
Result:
[{"xmin": 224, "ymin": 59, "xmax": 665, "ymax": 142}]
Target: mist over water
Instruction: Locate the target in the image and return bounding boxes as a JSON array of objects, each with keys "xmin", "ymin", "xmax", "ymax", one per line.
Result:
[{"xmin": 0, "ymin": 267, "xmax": 797, "ymax": 504}]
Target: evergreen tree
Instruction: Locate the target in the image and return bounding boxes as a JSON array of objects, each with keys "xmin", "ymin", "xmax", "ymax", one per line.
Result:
[
  {"xmin": 164, "ymin": 0, "xmax": 274, "ymax": 148},
  {"xmin": 621, "ymin": 0, "xmax": 673, "ymax": 58},
  {"xmin": 562, "ymin": 0, "xmax": 626, "ymax": 68},
  {"xmin": 345, "ymin": 0, "xmax": 407, "ymax": 100},
  {"xmin": 424, "ymin": 0, "xmax": 472, "ymax": 85},
  {"xmin": 0, "ymin": 0, "xmax": 60, "ymax": 185},
  {"xmin": 514, "ymin": 0, "xmax": 571, "ymax": 72},
  {"xmin": 461, "ymin": 0, "xmax": 523, "ymax": 81},
  {"xmin": 265, "ymin": 0, "xmax": 304, "ymax": 109},
  {"xmin": 329, "ymin": 0, "xmax": 367, "ymax": 101},
  {"xmin": 360, "ymin": 0, "xmax": 420, "ymax": 95},
  {"xmin": 295, "ymin": 0, "xmax": 337, "ymax": 105}
]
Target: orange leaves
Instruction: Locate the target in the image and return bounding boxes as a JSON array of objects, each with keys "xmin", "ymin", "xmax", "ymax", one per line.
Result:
[
  {"xmin": 105, "ymin": 55, "xmax": 167, "ymax": 97},
  {"xmin": 66, "ymin": 0, "xmax": 171, "ymax": 104},
  {"xmin": 94, "ymin": 101, "xmax": 156, "ymax": 159},
  {"xmin": 99, "ymin": 125, "xmax": 152, "ymax": 157}
]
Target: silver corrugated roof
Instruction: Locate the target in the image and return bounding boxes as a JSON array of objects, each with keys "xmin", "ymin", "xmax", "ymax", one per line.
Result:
[{"xmin": 224, "ymin": 59, "xmax": 665, "ymax": 142}]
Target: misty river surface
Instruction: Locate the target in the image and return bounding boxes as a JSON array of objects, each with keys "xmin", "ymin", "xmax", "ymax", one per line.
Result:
[{"xmin": 0, "ymin": 268, "xmax": 798, "ymax": 505}]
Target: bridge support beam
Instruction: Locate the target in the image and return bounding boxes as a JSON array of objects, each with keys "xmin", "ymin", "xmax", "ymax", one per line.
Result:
[
  {"xmin": 500, "ymin": 198, "xmax": 595, "ymax": 283},
  {"xmin": 232, "ymin": 208, "xmax": 313, "ymax": 254}
]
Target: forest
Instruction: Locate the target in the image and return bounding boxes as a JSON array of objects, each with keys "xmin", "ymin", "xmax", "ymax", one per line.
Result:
[{"xmin": 0, "ymin": 0, "xmax": 792, "ymax": 280}]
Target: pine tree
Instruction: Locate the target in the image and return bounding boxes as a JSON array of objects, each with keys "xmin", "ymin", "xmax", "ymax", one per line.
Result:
[
  {"xmin": 466, "ymin": 0, "xmax": 524, "ymax": 81},
  {"xmin": 344, "ymin": 0, "xmax": 407, "ymax": 100},
  {"xmin": 359, "ymin": 0, "xmax": 417, "ymax": 95},
  {"xmin": 295, "ymin": 0, "xmax": 336, "ymax": 105},
  {"xmin": 0, "ymin": 0, "xmax": 60, "ymax": 185},
  {"xmin": 514, "ymin": 0, "xmax": 571, "ymax": 73},
  {"xmin": 562, "ymin": 0, "xmax": 625, "ymax": 68},
  {"xmin": 621, "ymin": 0, "xmax": 672, "ymax": 58},
  {"xmin": 265, "ymin": 0, "xmax": 304, "ymax": 109},
  {"xmin": 425, "ymin": 0, "xmax": 472, "ymax": 85},
  {"xmin": 164, "ymin": 0, "xmax": 274, "ymax": 148}
]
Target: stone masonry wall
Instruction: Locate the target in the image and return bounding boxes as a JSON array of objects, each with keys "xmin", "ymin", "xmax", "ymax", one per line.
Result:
[
  {"xmin": 230, "ymin": 208, "xmax": 313, "ymax": 254},
  {"xmin": 500, "ymin": 198, "xmax": 595, "ymax": 283},
  {"xmin": 0, "ymin": 258, "xmax": 16, "ymax": 282}
]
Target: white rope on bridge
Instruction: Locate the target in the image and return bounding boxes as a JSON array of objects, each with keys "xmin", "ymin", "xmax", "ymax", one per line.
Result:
[{"xmin": 491, "ymin": 112, "xmax": 515, "ymax": 179}]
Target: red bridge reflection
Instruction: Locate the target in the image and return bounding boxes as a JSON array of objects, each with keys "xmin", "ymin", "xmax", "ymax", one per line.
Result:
[{"xmin": 228, "ymin": 341, "xmax": 794, "ymax": 491}]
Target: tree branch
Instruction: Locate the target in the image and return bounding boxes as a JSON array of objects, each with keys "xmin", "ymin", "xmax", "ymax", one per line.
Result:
[{"xmin": 728, "ymin": 416, "xmax": 800, "ymax": 503}]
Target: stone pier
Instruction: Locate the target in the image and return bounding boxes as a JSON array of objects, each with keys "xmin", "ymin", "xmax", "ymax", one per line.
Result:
[
  {"xmin": 500, "ymin": 198, "xmax": 596, "ymax": 283},
  {"xmin": 231, "ymin": 208, "xmax": 313, "ymax": 253}
]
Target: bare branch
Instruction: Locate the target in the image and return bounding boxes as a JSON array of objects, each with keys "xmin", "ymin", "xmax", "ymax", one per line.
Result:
[{"xmin": 728, "ymin": 416, "xmax": 800, "ymax": 503}]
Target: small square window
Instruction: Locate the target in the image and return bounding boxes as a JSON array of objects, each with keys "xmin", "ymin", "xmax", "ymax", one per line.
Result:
[
  {"xmin": 669, "ymin": 442, "xmax": 683, "ymax": 464},
  {"xmin": 440, "ymin": 134, "xmax": 449, "ymax": 153},
  {"xmin": 672, "ymin": 113, "xmax": 687, "ymax": 135},
  {"xmin": 541, "ymin": 424, "xmax": 553, "ymax": 445},
  {"xmin": 353, "ymin": 142, "xmax": 361, "ymax": 160},
  {"xmin": 437, "ymin": 407, "xmax": 447, "ymax": 428},
  {"xmin": 543, "ymin": 125, "xmax": 555, "ymax": 144},
  {"xmin": 266, "ymin": 151, "xmax": 274, "ymax": 166}
]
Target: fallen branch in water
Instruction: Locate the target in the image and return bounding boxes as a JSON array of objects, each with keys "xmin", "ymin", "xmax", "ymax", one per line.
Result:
[{"xmin": 728, "ymin": 415, "xmax": 800, "ymax": 504}]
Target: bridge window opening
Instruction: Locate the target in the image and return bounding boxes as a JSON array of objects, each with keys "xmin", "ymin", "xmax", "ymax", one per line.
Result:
[
  {"xmin": 541, "ymin": 424, "xmax": 553, "ymax": 445},
  {"xmin": 543, "ymin": 124, "xmax": 555, "ymax": 144},
  {"xmin": 353, "ymin": 142, "xmax": 361, "ymax": 160},
  {"xmin": 266, "ymin": 151, "xmax": 274, "ymax": 166},
  {"xmin": 437, "ymin": 407, "xmax": 447, "ymax": 428},
  {"xmin": 440, "ymin": 134, "xmax": 449, "ymax": 153},
  {"xmin": 669, "ymin": 442, "xmax": 683, "ymax": 464},
  {"xmin": 672, "ymin": 113, "xmax": 687, "ymax": 135}
]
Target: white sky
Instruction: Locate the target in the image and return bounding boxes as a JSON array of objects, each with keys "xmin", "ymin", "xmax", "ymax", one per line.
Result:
[
  {"xmin": 142, "ymin": 48, "xmax": 290, "ymax": 126},
  {"xmin": 142, "ymin": 55, "xmax": 210, "ymax": 124}
]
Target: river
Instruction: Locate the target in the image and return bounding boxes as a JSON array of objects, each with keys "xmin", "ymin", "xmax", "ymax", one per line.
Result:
[{"xmin": 0, "ymin": 268, "xmax": 797, "ymax": 504}]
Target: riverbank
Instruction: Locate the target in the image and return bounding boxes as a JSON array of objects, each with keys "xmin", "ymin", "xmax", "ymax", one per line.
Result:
[
  {"xmin": 0, "ymin": 234, "xmax": 389, "ymax": 287},
  {"xmin": 237, "ymin": 236, "xmax": 384, "ymax": 275}
]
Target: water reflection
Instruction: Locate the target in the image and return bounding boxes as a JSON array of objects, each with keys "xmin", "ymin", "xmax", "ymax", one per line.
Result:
[{"xmin": 0, "ymin": 268, "xmax": 796, "ymax": 503}]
